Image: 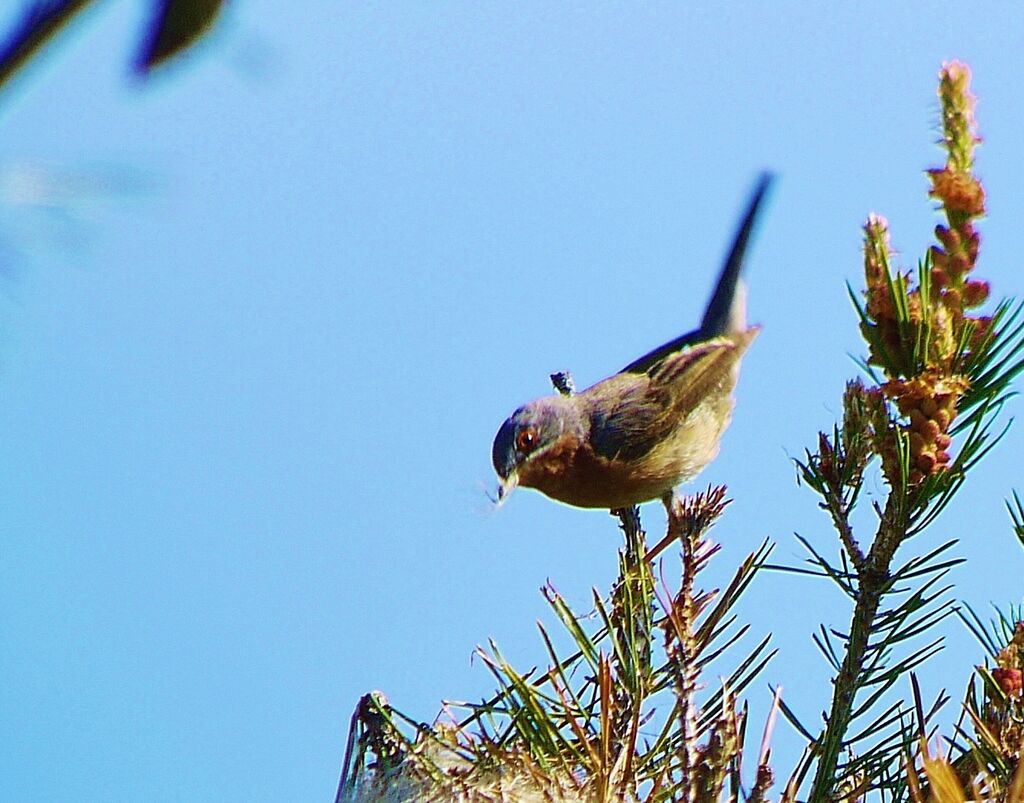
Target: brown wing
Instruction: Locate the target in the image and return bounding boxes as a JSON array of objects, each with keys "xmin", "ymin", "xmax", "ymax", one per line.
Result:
[
  {"xmin": 650, "ymin": 328, "xmax": 757, "ymax": 415},
  {"xmin": 587, "ymin": 330, "xmax": 758, "ymax": 463}
]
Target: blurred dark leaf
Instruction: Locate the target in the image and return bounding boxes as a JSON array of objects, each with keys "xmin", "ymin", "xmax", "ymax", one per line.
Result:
[
  {"xmin": 0, "ymin": 1, "xmax": 93, "ymax": 92},
  {"xmin": 135, "ymin": 0, "xmax": 225, "ymax": 74}
]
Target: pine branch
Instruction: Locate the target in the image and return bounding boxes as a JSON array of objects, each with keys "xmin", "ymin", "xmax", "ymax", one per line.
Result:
[{"xmin": 799, "ymin": 62, "xmax": 1021, "ymax": 802}]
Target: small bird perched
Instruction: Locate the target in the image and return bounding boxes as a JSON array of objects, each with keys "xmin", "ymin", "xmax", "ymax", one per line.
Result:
[{"xmin": 491, "ymin": 174, "xmax": 773, "ymax": 510}]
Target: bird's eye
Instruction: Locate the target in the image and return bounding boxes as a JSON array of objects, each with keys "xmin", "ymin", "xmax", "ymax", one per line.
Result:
[{"xmin": 515, "ymin": 427, "xmax": 539, "ymax": 454}]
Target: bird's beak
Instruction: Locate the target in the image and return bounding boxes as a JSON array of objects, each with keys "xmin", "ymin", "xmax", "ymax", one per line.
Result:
[{"xmin": 495, "ymin": 471, "xmax": 519, "ymax": 506}]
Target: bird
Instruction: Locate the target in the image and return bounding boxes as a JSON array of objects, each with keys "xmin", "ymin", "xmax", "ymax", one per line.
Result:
[{"xmin": 491, "ymin": 174, "xmax": 773, "ymax": 511}]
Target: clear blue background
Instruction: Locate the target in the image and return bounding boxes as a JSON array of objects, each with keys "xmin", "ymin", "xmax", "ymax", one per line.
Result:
[{"xmin": 2, "ymin": 3, "xmax": 1024, "ymax": 801}]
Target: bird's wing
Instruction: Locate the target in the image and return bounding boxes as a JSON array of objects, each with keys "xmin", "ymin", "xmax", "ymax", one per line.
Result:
[
  {"xmin": 587, "ymin": 374, "xmax": 669, "ymax": 462},
  {"xmin": 588, "ymin": 334, "xmax": 753, "ymax": 463},
  {"xmin": 650, "ymin": 331, "xmax": 756, "ymax": 416}
]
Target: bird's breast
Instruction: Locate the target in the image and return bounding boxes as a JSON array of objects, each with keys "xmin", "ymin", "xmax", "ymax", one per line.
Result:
[{"xmin": 516, "ymin": 432, "xmax": 681, "ymax": 509}]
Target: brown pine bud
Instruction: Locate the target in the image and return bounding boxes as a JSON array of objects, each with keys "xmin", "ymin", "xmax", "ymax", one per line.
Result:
[
  {"xmin": 818, "ymin": 432, "xmax": 835, "ymax": 482},
  {"xmin": 950, "ymin": 252, "xmax": 971, "ymax": 276},
  {"xmin": 966, "ymin": 230, "xmax": 980, "ymax": 263},
  {"xmin": 916, "ymin": 451, "xmax": 937, "ymax": 473},
  {"xmin": 928, "ymin": 168, "xmax": 986, "ymax": 216},
  {"xmin": 921, "ymin": 418, "xmax": 941, "ymax": 441},
  {"xmin": 935, "ymin": 224, "xmax": 960, "ymax": 251},
  {"xmin": 993, "ymin": 667, "xmax": 1023, "ymax": 697},
  {"xmin": 963, "ymin": 279, "xmax": 990, "ymax": 308}
]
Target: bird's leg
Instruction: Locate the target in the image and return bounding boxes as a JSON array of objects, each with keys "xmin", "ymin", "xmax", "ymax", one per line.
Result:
[
  {"xmin": 661, "ymin": 490, "xmax": 680, "ymax": 518},
  {"xmin": 640, "ymin": 492, "xmax": 683, "ymax": 562}
]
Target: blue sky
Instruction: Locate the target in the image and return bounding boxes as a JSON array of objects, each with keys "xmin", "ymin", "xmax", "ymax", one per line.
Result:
[{"xmin": 3, "ymin": 3, "xmax": 1024, "ymax": 801}]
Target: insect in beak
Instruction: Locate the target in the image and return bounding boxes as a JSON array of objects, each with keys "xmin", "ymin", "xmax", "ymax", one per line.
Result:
[{"xmin": 495, "ymin": 472, "xmax": 519, "ymax": 506}]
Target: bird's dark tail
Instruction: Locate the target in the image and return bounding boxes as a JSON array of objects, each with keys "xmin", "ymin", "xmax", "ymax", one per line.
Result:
[
  {"xmin": 700, "ymin": 172, "xmax": 775, "ymax": 337},
  {"xmin": 619, "ymin": 173, "xmax": 774, "ymax": 375}
]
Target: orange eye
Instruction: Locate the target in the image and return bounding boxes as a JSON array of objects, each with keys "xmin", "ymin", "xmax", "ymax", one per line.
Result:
[{"xmin": 515, "ymin": 427, "xmax": 539, "ymax": 453}]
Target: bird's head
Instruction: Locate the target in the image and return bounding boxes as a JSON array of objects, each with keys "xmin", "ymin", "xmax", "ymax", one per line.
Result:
[{"xmin": 491, "ymin": 395, "xmax": 578, "ymax": 504}]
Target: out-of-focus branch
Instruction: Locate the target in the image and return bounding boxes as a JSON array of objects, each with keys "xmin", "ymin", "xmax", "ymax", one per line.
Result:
[
  {"xmin": 134, "ymin": 0, "xmax": 225, "ymax": 74},
  {"xmin": 0, "ymin": 0, "xmax": 96, "ymax": 92},
  {"xmin": 0, "ymin": 0, "xmax": 226, "ymax": 98}
]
